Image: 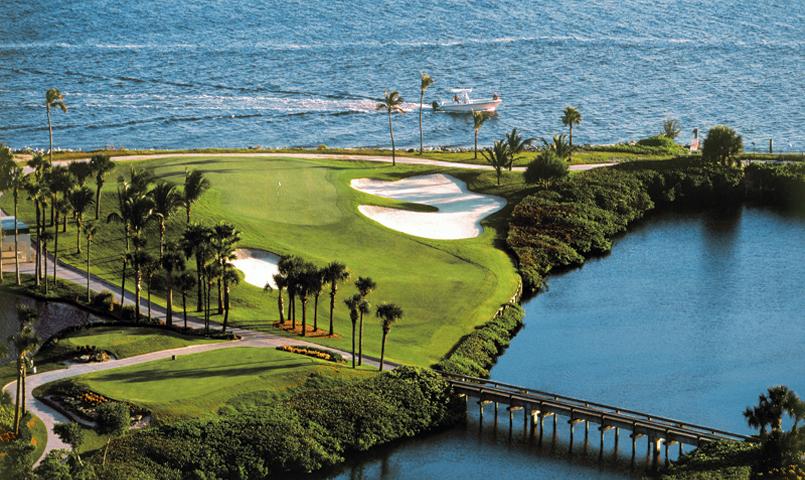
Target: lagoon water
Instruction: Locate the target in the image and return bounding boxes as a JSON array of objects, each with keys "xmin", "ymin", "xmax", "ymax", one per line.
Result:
[
  {"xmin": 319, "ymin": 207, "xmax": 805, "ymax": 479},
  {"xmin": 1, "ymin": 1, "xmax": 803, "ymax": 151}
]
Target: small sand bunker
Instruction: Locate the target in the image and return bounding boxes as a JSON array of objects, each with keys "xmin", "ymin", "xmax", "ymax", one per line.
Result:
[
  {"xmin": 350, "ymin": 174, "xmax": 506, "ymax": 240},
  {"xmin": 232, "ymin": 249, "xmax": 281, "ymax": 289}
]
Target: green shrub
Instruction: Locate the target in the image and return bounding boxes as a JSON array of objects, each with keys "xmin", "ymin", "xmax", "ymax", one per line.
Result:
[
  {"xmin": 660, "ymin": 440, "xmax": 759, "ymax": 480},
  {"xmin": 702, "ymin": 125, "xmax": 743, "ymax": 165},
  {"xmin": 91, "ymin": 291, "xmax": 115, "ymax": 312},
  {"xmin": 524, "ymin": 150, "xmax": 568, "ymax": 185},
  {"xmin": 637, "ymin": 134, "xmax": 681, "ymax": 151}
]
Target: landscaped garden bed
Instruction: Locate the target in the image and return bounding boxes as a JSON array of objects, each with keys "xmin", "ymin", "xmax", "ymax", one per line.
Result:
[
  {"xmin": 277, "ymin": 345, "xmax": 345, "ymax": 363},
  {"xmin": 35, "ymin": 381, "xmax": 149, "ymax": 427}
]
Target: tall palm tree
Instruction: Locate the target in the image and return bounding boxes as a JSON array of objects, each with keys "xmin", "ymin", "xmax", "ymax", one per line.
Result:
[
  {"xmin": 161, "ymin": 242, "xmax": 185, "ymax": 327},
  {"xmin": 472, "ymin": 111, "xmax": 489, "ymax": 160},
  {"xmin": 744, "ymin": 385, "xmax": 804, "ymax": 435},
  {"xmin": 181, "ymin": 223, "xmax": 213, "ymax": 312},
  {"xmin": 67, "ymin": 186, "xmax": 94, "ymax": 254},
  {"xmin": 12, "ymin": 304, "xmax": 38, "ymax": 435},
  {"xmin": 89, "ymin": 154, "xmax": 115, "ymax": 220},
  {"xmin": 211, "ymin": 223, "xmax": 240, "ymax": 327},
  {"xmin": 376, "ymin": 90, "xmax": 405, "ymax": 166},
  {"xmin": 419, "ymin": 72, "xmax": 434, "ymax": 154},
  {"xmin": 322, "ymin": 261, "xmax": 349, "ymax": 336},
  {"xmin": 150, "ymin": 181, "xmax": 182, "ymax": 258},
  {"xmin": 176, "ymin": 271, "xmax": 196, "ymax": 329},
  {"xmin": 25, "ymin": 174, "xmax": 49, "ymax": 286},
  {"xmin": 127, "ymin": 243, "xmax": 152, "ymax": 322},
  {"xmin": 561, "ymin": 106, "xmax": 582, "ymax": 148},
  {"xmin": 45, "ymin": 88, "xmax": 68, "ymax": 164},
  {"xmin": 278, "ymin": 255, "xmax": 305, "ymax": 328},
  {"xmin": 344, "ymin": 293, "xmax": 361, "ymax": 368},
  {"xmin": 40, "ymin": 230, "xmax": 52, "ymax": 294},
  {"xmin": 504, "ymin": 128, "xmax": 534, "ymax": 171},
  {"xmin": 376, "ymin": 303, "xmax": 402, "ymax": 371},
  {"xmin": 265, "ymin": 273, "xmax": 288, "ymax": 325},
  {"xmin": 82, "ymin": 222, "xmax": 97, "ymax": 302},
  {"xmin": 182, "ymin": 170, "xmax": 211, "ymax": 223},
  {"xmin": 481, "ymin": 140, "xmax": 510, "ymax": 186},
  {"xmin": 355, "ymin": 276, "xmax": 376, "ymax": 365}
]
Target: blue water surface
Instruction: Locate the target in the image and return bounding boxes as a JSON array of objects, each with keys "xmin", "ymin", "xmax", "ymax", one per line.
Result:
[{"xmin": 1, "ymin": 1, "xmax": 803, "ymax": 150}]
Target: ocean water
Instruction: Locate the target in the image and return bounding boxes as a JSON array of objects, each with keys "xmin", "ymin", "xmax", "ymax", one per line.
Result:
[{"xmin": 1, "ymin": 1, "xmax": 803, "ymax": 151}]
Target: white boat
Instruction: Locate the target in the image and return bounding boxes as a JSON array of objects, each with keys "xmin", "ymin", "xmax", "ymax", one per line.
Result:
[{"xmin": 433, "ymin": 88, "xmax": 502, "ymax": 113}]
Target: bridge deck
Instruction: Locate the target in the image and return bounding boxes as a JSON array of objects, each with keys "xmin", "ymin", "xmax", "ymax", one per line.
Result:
[{"xmin": 443, "ymin": 373, "xmax": 752, "ymax": 446}]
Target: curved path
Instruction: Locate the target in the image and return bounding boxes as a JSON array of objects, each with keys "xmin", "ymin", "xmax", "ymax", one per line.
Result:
[
  {"xmin": 22, "ymin": 151, "xmax": 615, "ymax": 173},
  {"xmin": 3, "ymin": 257, "xmax": 387, "ymax": 464}
]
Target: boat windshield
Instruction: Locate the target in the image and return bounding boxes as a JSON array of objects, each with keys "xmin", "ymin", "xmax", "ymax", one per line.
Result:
[{"xmin": 450, "ymin": 89, "xmax": 472, "ymax": 104}]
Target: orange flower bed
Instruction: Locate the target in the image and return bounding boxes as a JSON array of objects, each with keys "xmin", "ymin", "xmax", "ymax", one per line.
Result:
[
  {"xmin": 277, "ymin": 345, "xmax": 343, "ymax": 363},
  {"xmin": 0, "ymin": 431, "xmax": 16, "ymax": 443},
  {"xmin": 81, "ymin": 391, "xmax": 108, "ymax": 406}
]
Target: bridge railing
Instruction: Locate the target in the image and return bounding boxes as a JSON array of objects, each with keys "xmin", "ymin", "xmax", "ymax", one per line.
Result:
[{"xmin": 441, "ymin": 372, "xmax": 752, "ymax": 442}]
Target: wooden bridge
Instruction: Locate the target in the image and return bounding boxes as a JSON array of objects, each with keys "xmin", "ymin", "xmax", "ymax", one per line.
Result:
[{"xmin": 443, "ymin": 373, "xmax": 753, "ymax": 468}]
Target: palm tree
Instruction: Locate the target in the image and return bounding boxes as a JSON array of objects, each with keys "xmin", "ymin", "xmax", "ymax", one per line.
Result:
[
  {"xmin": 89, "ymin": 154, "xmax": 114, "ymax": 220},
  {"xmin": 82, "ymin": 222, "xmax": 97, "ymax": 302},
  {"xmin": 278, "ymin": 255, "xmax": 305, "ymax": 327},
  {"xmin": 504, "ymin": 128, "xmax": 534, "ymax": 171},
  {"xmin": 67, "ymin": 186, "xmax": 94, "ymax": 254},
  {"xmin": 127, "ymin": 244, "xmax": 152, "ymax": 322},
  {"xmin": 181, "ymin": 223, "xmax": 213, "ymax": 312},
  {"xmin": 322, "ymin": 261, "xmax": 349, "ymax": 336},
  {"xmin": 26, "ymin": 176, "xmax": 49, "ymax": 287},
  {"xmin": 211, "ymin": 223, "xmax": 240, "ymax": 329},
  {"xmin": 472, "ymin": 111, "xmax": 489, "ymax": 160},
  {"xmin": 662, "ymin": 118, "xmax": 681, "ymax": 139},
  {"xmin": 744, "ymin": 385, "xmax": 804, "ymax": 435},
  {"xmin": 376, "ymin": 90, "xmax": 405, "ymax": 166},
  {"xmin": 176, "ymin": 271, "xmax": 196, "ymax": 329},
  {"xmin": 376, "ymin": 303, "xmax": 402, "ymax": 371},
  {"xmin": 561, "ymin": 106, "xmax": 582, "ymax": 148},
  {"xmin": 542, "ymin": 133, "xmax": 574, "ymax": 161},
  {"xmin": 482, "ymin": 140, "xmax": 510, "ymax": 186},
  {"xmin": 45, "ymin": 165, "xmax": 72, "ymax": 229},
  {"xmin": 150, "ymin": 181, "xmax": 182, "ymax": 258},
  {"xmin": 344, "ymin": 293, "xmax": 361, "ymax": 368},
  {"xmin": 40, "ymin": 230, "xmax": 52, "ymax": 294},
  {"xmin": 161, "ymin": 242, "xmax": 185, "ymax": 327},
  {"xmin": 182, "ymin": 170, "xmax": 211, "ymax": 223},
  {"xmin": 143, "ymin": 253, "xmax": 160, "ymax": 321},
  {"xmin": 419, "ymin": 72, "xmax": 434, "ymax": 154},
  {"xmin": 45, "ymin": 88, "xmax": 68, "ymax": 164},
  {"xmin": 7, "ymin": 160, "xmax": 25, "ymax": 285},
  {"xmin": 11, "ymin": 304, "xmax": 38, "ymax": 435},
  {"xmin": 265, "ymin": 273, "xmax": 287, "ymax": 325},
  {"xmin": 355, "ymin": 276, "xmax": 376, "ymax": 365},
  {"xmin": 221, "ymin": 268, "xmax": 239, "ymax": 333}
]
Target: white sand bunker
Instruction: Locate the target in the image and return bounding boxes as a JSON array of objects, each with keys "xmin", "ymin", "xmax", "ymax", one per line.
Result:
[
  {"xmin": 232, "ymin": 249, "xmax": 281, "ymax": 289},
  {"xmin": 351, "ymin": 174, "xmax": 506, "ymax": 240}
]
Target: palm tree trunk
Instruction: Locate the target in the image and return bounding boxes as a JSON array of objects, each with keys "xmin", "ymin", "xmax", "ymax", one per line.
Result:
[
  {"xmin": 147, "ymin": 278, "xmax": 152, "ymax": 321},
  {"xmin": 47, "ymin": 105, "xmax": 53, "ymax": 164},
  {"xmin": 328, "ymin": 290, "xmax": 335, "ymax": 336},
  {"xmin": 358, "ymin": 311, "xmax": 364, "ymax": 366},
  {"xmin": 222, "ymin": 284, "xmax": 230, "ymax": 333},
  {"xmin": 351, "ymin": 322, "xmax": 356, "ymax": 368},
  {"xmin": 277, "ymin": 288, "xmax": 284, "ymax": 324},
  {"xmin": 379, "ymin": 332, "xmax": 387, "ymax": 371},
  {"xmin": 53, "ymin": 213, "xmax": 59, "ymax": 283},
  {"xmin": 182, "ymin": 292, "xmax": 187, "ymax": 329},
  {"xmin": 43, "ymin": 243, "xmax": 49, "ymax": 295},
  {"xmin": 13, "ymin": 361, "xmax": 21, "ymax": 435},
  {"xmin": 205, "ymin": 276, "xmax": 212, "ymax": 334},
  {"xmin": 301, "ymin": 298, "xmax": 307, "ymax": 336},
  {"xmin": 313, "ymin": 293, "xmax": 319, "ymax": 331},
  {"xmin": 120, "ymin": 229, "xmax": 128, "ymax": 305},
  {"xmin": 34, "ymin": 202, "xmax": 40, "ymax": 287},
  {"xmin": 496, "ymin": 168, "xmax": 501, "ymax": 186},
  {"xmin": 14, "ymin": 189, "xmax": 20, "ymax": 285},
  {"xmin": 134, "ymin": 266, "xmax": 141, "ymax": 322},
  {"xmin": 569, "ymin": 124, "xmax": 573, "ymax": 147},
  {"xmin": 474, "ymin": 130, "xmax": 479, "ymax": 159},
  {"xmin": 95, "ymin": 182, "xmax": 102, "ymax": 220},
  {"xmin": 186, "ymin": 205, "xmax": 191, "ymax": 224},
  {"xmin": 75, "ymin": 217, "xmax": 82, "ymax": 254},
  {"xmin": 21, "ymin": 366, "xmax": 26, "ymax": 416},
  {"xmin": 419, "ymin": 94, "xmax": 424, "ymax": 154},
  {"xmin": 159, "ymin": 220, "xmax": 165, "ymax": 258},
  {"xmin": 86, "ymin": 239, "xmax": 91, "ymax": 302},
  {"xmin": 1, "ymin": 222, "xmax": 5, "ymax": 283},
  {"xmin": 217, "ymin": 276, "xmax": 223, "ymax": 314},
  {"xmin": 195, "ymin": 253, "xmax": 203, "ymax": 311},
  {"xmin": 166, "ymin": 281, "xmax": 173, "ymax": 327},
  {"xmin": 388, "ymin": 111, "xmax": 396, "ymax": 166}
]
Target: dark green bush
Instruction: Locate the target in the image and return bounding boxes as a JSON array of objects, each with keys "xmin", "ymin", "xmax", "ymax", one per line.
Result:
[
  {"xmin": 637, "ymin": 134, "xmax": 682, "ymax": 152},
  {"xmin": 660, "ymin": 440, "xmax": 758, "ymax": 480}
]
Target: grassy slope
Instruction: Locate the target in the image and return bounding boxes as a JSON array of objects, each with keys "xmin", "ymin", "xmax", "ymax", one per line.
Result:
[
  {"xmin": 53, "ymin": 327, "xmax": 220, "ymax": 359},
  {"xmin": 2, "ymin": 155, "xmax": 523, "ymax": 366},
  {"xmin": 74, "ymin": 347, "xmax": 373, "ymax": 420}
]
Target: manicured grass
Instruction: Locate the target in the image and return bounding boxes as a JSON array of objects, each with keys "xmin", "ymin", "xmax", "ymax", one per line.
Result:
[
  {"xmin": 3, "ymin": 155, "xmax": 525, "ymax": 366},
  {"xmin": 54, "ymin": 326, "xmax": 220, "ymax": 359},
  {"xmin": 74, "ymin": 347, "xmax": 373, "ymax": 420}
]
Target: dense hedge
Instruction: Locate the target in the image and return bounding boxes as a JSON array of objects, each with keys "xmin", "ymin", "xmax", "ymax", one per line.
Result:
[
  {"xmin": 89, "ymin": 367, "xmax": 462, "ymax": 479},
  {"xmin": 508, "ymin": 160, "xmax": 802, "ymax": 292},
  {"xmin": 659, "ymin": 441, "xmax": 759, "ymax": 480},
  {"xmin": 434, "ymin": 304, "xmax": 524, "ymax": 377}
]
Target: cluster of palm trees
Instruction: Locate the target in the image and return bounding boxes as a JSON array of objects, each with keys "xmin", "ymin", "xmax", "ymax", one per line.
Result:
[
  {"xmin": 480, "ymin": 128, "xmax": 535, "ymax": 185},
  {"xmin": 266, "ymin": 260, "xmax": 402, "ymax": 371},
  {"xmin": 744, "ymin": 385, "xmax": 805, "ymax": 470},
  {"xmin": 7, "ymin": 305, "xmax": 38, "ymax": 437}
]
